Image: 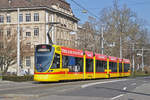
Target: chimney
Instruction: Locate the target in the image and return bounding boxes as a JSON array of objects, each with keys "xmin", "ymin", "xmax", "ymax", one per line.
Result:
[
  {"xmin": 8, "ymin": 0, "xmax": 12, "ymax": 7},
  {"xmin": 8, "ymin": 0, "xmax": 12, "ymax": 4}
]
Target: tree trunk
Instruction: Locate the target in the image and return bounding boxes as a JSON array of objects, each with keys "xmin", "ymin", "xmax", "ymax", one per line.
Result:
[{"xmin": 3, "ymin": 64, "xmax": 10, "ymax": 75}]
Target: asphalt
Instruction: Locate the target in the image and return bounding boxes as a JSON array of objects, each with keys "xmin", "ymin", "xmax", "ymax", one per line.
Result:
[{"xmin": 0, "ymin": 77, "xmax": 150, "ymax": 100}]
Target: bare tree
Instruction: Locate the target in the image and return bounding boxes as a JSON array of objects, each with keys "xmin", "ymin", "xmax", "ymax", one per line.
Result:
[
  {"xmin": 97, "ymin": 0, "xmax": 149, "ymax": 59},
  {"xmin": 0, "ymin": 31, "xmax": 17, "ymax": 74},
  {"xmin": 77, "ymin": 21, "xmax": 99, "ymax": 52},
  {"xmin": 0, "ymin": 28, "xmax": 33, "ymax": 75}
]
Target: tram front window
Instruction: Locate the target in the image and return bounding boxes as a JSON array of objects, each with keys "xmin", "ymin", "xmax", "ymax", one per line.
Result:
[{"xmin": 35, "ymin": 45, "xmax": 55, "ymax": 72}]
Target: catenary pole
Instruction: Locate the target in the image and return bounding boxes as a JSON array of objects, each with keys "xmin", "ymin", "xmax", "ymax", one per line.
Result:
[
  {"xmin": 132, "ymin": 43, "xmax": 135, "ymax": 74},
  {"xmin": 101, "ymin": 26, "xmax": 104, "ymax": 54},
  {"xmin": 120, "ymin": 36, "xmax": 122, "ymax": 58},
  {"xmin": 142, "ymin": 48, "xmax": 144, "ymax": 71},
  {"xmin": 17, "ymin": 8, "xmax": 20, "ymax": 76}
]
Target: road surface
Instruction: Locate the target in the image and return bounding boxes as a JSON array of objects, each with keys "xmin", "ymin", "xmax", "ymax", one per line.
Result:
[{"xmin": 0, "ymin": 77, "xmax": 150, "ymax": 100}]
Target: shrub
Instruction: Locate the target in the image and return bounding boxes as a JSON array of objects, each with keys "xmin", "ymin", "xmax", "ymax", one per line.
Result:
[
  {"xmin": 2, "ymin": 75, "xmax": 33, "ymax": 82},
  {"xmin": 144, "ymin": 66, "xmax": 150, "ymax": 73}
]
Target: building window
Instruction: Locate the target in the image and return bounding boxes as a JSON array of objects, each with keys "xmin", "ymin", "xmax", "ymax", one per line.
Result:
[
  {"xmin": 7, "ymin": 15, "xmax": 11, "ymax": 23},
  {"xmin": 34, "ymin": 28, "xmax": 39, "ymax": 36},
  {"xmin": 7, "ymin": 29, "xmax": 11, "ymax": 36},
  {"xmin": 0, "ymin": 29, "xmax": 3, "ymax": 37},
  {"xmin": 0, "ymin": 15, "xmax": 4, "ymax": 23},
  {"xmin": 26, "ymin": 56, "xmax": 31, "ymax": 67},
  {"xmin": 0, "ymin": 42, "xmax": 3, "ymax": 48},
  {"xmin": 19, "ymin": 14, "xmax": 23, "ymax": 22},
  {"xmin": 26, "ymin": 13, "xmax": 31, "ymax": 22},
  {"xmin": 26, "ymin": 42, "xmax": 31, "ymax": 48},
  {"xmin": 34, "ymin": 13, "xmax": 39, "ymax": 21},
  {"xmin": 26, "ymin": 32, "xmax": 31, "ymax": 36},
  {"xmin": 26, "ymin": 42, "xmax": 31, "ymax": 46}
]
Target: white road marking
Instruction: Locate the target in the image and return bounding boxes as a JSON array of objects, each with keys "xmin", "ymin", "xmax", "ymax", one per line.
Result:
[
  {"xmin": 123, "ymin": 87, "xmax": 127, "ymax": 90},
  {"xmin": 131, "ymin": 83, "xmax": 136, "ymax": 86},
  {"xmin": 111, "ymin": 94, "xmax": 124, "ymax": 100},
  {"xmin": 81, "ymin": 79, "xmax": 128, "ymax": 88}
]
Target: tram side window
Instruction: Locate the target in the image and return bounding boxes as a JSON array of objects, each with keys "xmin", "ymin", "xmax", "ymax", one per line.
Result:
[
  {"xmin": 124, "ymin": 64, "xmax": 130, "ymax": 72},
  {"xmin": 119, "ymin": 63, "xmax": 122, "ymax": 72},
  {"xmin": 113, "ymin": 63, "xmax": 117, "ymax": 72},
  {"xmin": 51, "ymin": 53, "xmax": 60, "ymax": 69},
  {"xmin": 62, "ymin": 56, "xmax": 83, "ymax": 72},
  {"xmin": 103, "ymin": 61, "xmax": 107, "ymax": 70},
  {"xmin": 109, "ymin": 62, "xmax": 117, "ymax": 72},
  {"xmin": 86, "ymin": 59, "xmax": 93, "ymax": 72},
  {"xmin": 96, "ymin": 60, "xmax": 105, "ymax": 72},
  {"xmin": 109, "ymin": 62, "xmax": 113, "ymax": 72},
  {"xmin": 62, "ymin": 56, "xmax": 68, "ymax": 68}
]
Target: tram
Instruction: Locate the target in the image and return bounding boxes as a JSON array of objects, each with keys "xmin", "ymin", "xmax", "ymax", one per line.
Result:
[{"xmin": 34, "ymin": 44, "xmax": 131, "ymax": 82}]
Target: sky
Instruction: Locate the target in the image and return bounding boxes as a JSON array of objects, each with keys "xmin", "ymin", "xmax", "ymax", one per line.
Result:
[{"xmin": 66, "ymin": 0, "xmax": 150, "ymax": 27}]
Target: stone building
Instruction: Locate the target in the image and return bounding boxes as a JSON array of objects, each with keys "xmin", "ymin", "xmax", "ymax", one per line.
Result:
[{"xmin": 0, "ymin": 0, "xmax": 78, "ymax": 74}]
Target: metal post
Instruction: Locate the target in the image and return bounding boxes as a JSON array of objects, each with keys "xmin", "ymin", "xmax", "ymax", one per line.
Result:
[
  {"xmin": 84, "ymin": 28, "xmax": 86, "ymax": 51},
  {"xmin": 45, "ymin": 11, "xmax": 49, "ymax": 44},
  {"xmin": 120, "ymin": 36, "xmax": 122, "ymax": 58},
  {"xmin": 51, "ymin": 14, "xmax": 54, "ymax": 43},
  {"xmin": 101, "ymin": 26, "xmax": 104, "ymax": 54},
  {"xmin": 132, "ymin": 43, "xmax": 135, "ymax": 74},
  {"xmin": 142, "ymin": 48, "xmax": 144, "ymax": 71},
  {"xmin": 17, "ymin": 8, "xmax": 20, "ymax": 76}
]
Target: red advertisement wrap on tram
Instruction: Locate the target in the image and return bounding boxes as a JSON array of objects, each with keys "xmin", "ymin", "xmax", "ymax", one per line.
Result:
[
  {"xmin": 61, "ymin": 47, "xmax": 83, "ymax": 57},
  {"xmin": 95, "ymin": 53, "xmax": 107, "ymax": 61}
]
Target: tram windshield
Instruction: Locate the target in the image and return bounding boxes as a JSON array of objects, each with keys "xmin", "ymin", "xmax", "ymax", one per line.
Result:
[{"xmin": 35, "ymin": 45, "xmax": 55, "ymax": 72}]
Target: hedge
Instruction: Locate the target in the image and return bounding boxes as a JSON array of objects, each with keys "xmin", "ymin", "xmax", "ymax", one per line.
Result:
[
  {"xmin": 131, "ymin": 71, "xmax": 150, "ymax": 78},
  {"xmin": 2, "ymin": 75, "xmax": 33, "ymax": 82}
]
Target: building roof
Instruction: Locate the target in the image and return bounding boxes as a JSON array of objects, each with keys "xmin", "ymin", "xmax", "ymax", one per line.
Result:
[
  {"xmin": 0, "ymin": 0, "xmax": 71, "ymax": 11},
  {"xmin": 0, "ymin": 0, "xmax": 79, "ymax": 21}
]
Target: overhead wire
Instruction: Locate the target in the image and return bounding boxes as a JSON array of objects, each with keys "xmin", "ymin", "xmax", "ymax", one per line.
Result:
[
  {"xmin": 70, "ymin": 0, "xmax": 150, "ymax": 11},
  {"xmin": 70, "ymin": 0, "xmax": 99, "ymax": 19}
]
